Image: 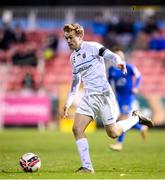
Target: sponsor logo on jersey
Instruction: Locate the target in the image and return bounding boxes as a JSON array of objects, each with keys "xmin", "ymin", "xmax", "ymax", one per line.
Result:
[{"xmin": 78, "ymin": 64, "xmax": 92, "ymax": 73}]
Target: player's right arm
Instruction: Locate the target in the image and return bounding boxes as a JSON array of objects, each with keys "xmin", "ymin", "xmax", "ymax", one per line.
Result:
[{"xmin": 63, "ymin": 72, "xmax": 81, "ymax": 118}]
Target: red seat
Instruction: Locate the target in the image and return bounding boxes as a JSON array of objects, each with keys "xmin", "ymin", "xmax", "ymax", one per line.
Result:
[{"xmin": 131, "ymin": 50, "xmax": 165, "ymax": 96}]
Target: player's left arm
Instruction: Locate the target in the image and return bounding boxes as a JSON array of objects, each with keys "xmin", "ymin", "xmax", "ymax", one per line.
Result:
[
  {"xmin": 99, "ymin": 47, "xmax": 127, "ymax": 74},
  {"xmin": 131, "ymin": 65, "xmax": 142, "ymax": 94},
  {"xmin": 91, "ymin": 42, "xmax": 127, "ymax": 74}
]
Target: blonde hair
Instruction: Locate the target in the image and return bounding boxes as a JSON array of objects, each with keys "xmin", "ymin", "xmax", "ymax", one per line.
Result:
[{"xmin": 63, "ymin": 23, "xmax": 84, "ymax": 36}]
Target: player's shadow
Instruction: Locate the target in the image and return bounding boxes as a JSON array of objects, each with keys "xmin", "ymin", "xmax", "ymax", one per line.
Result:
[
  {"xmin": 96, "ymin": 168, "xmax": 119, "ymax": 172},
  {"xmin": 1, "ymin": 169, "xmax": 66, "ymax": 174},
  {"xmin": 96, "ymin": 169, "xmax": 114, "ymax": 172},
  {"xmin": 41, "ymin": 169, "xmax": 73, "ymax": 173}
]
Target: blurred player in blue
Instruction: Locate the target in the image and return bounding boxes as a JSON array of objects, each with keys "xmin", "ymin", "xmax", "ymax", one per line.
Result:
[{"xmin": 108, "ymin": 47, "xmax": 148, "ymax": 151}]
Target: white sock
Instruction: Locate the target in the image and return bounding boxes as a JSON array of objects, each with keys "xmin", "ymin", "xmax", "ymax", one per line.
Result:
[
  {"xmin": 76, "ymin": 138, "xmax": 93, "ymax": 170},
  {"xmin": 117, "ymin": 115, "xmax": 139, "ymax": 132}
]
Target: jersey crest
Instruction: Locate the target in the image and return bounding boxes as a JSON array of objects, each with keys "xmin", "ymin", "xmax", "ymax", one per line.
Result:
[{"xmin": 82, "ymin": 53, "xmax": 86, "ymax": 59}]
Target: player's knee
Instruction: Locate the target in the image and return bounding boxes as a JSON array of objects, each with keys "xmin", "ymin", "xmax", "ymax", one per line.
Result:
[
  {"xmin": 109, "ymin": 133, "xmax": 118, "ymax": 139},
  {"xmin": 72, "ymin": 125, "xmax": 82, "ymax": 136},
  {"xmin": 72, "ymin": 126, "xmax": 77, "ymax": 135},
  {"xmin": 106, "ymin": 131, "xmax": 118, "ymax": 139}
]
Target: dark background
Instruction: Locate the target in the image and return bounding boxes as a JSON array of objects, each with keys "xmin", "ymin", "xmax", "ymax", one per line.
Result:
[{"xmin": 0, "ymin": 0, "xmax": 164, "ymax": 6}]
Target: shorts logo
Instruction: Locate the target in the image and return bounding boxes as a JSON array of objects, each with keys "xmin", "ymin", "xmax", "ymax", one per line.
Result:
[{"xmin": 107, "ymin": 118, "xmax": 114, "ymax": 121}]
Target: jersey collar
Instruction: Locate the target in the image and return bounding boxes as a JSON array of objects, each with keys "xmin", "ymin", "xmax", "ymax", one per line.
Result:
[{"xmin": 75, "ymin": 41, "xmax": 83, "ymax": 52}]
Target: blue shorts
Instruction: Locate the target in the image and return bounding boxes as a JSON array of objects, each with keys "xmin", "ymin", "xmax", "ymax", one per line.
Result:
[{"xmin": 117, "ymin": 94, "xmax": 135, "ymax": 115}]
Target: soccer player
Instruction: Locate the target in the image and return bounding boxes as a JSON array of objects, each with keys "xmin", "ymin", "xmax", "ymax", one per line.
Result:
[
  {"xmin": 63, "ymin": 23, "xmax": 152, "ymax": 174},
  {"xmin": 108, "ymin": 47, "xmax": 148, "ymax": 151}
]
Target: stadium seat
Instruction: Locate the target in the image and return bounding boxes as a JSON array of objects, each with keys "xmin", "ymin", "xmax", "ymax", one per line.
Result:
[{"xmin": 131, "ymin": 50, "xmax": 165, "ymax": 96}]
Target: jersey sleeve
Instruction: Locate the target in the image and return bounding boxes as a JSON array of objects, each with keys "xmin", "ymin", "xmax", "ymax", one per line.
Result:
[
  {"xmin": 65, "ymin": 54, "xmax": 81, "ymax": 108},
  {"xmin": 129, "ymin": 64, "xmax": 141, "ymax": 88},
  {"xmin": 90, "ymin": 42, "xmax": 106, "ymax": 56},
  {"xmin": 65, "ymin": 73, "xmax": 81, "ymax": 108},
  {"xmin": 90, "ymin": 42, "xmax": 123, "ymax": 67},
  {"xmin": 103, "ymin": 49, "xmax": 123, "ymax": 66}
]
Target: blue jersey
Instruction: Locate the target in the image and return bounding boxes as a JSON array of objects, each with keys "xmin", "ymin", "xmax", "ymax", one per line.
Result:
[
  {"xmin": 108, "ymin": 63, "xmax": 141, "ymax": 115},
  {"xmin": 108, "ymin": 63, "xmax": 141, "ymax": 96}
]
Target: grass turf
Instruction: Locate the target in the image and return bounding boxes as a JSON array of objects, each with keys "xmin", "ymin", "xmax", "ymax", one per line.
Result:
[{"xmin": 0, "ymin": 128, "xmax": 165, "ymax": 179}]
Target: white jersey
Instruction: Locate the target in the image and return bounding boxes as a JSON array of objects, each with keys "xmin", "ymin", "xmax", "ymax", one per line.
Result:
[
  {"xmin": 70, "ymin": 41, "xmax": 111, "ymax": 94},
  {"xmin": 65, "ymin": 41, "xmax": 123, "ymax": 108}
]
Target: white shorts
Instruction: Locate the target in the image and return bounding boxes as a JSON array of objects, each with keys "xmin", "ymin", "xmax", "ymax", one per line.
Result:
[{"xmin": 76, "ymin": 92, "xmax": 119, "ymax": 125}]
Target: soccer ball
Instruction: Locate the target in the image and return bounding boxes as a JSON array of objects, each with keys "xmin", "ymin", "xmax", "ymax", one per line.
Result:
[{"xmin": 19, "ymin": 152, "xmax": 41, "ymax": 172}]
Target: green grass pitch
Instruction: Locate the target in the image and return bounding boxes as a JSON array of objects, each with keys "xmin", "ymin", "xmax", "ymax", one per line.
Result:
[{"xmin": 0, "ymin": 128, "xmax": 165, "ymax": 179}]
